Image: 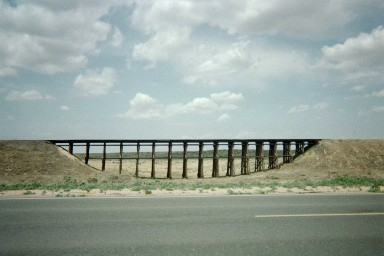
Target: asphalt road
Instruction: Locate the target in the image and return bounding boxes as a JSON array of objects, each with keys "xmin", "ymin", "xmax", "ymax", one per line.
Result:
[{"xmin": 0, "ymin": 194, "xmax": 383, "ymax": 256}]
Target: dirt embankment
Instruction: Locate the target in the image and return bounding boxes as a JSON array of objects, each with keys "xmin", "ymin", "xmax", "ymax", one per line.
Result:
[
  {"xmin": 0, "ymin": 140, "xmax": 383, "ymax": 185},
  {"xmin": 0, "ymin": 140, "xmax": 108, "ymax": 184},
  {"xmin": 278, "ymin": 139, "xmax": 384, "ymax": 180}
]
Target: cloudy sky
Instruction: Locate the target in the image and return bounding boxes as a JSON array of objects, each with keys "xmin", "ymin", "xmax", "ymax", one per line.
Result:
[{"xmin": 1, "ymin": 0, "xmax": 383, "ymax": 140}]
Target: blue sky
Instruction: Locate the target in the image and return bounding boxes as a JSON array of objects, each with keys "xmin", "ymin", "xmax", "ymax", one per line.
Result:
[{"xmin": 1, "ymin": 0, "xmax": 383, "ymax": 140}]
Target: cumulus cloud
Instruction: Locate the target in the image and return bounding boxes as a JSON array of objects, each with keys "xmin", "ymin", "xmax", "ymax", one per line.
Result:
[
  {"xmin": 313, "ymin": 101, "xmax": 330, "ymax": 110},
  {"xmin": 373, "ymin": 106, "xmax": 384, "ymax": 113},
  {"xmin": 132, "ymin": 27, "xmax": 191, "ymax": 66},
  {"xmin": 0, "ymin": 67, "xmax": 16, "ymax": 77},
  {"xmin": 180, "ymin": 40, "xmax": 309, "ymax": 88},
  {"xmin": 60, "ymin": 105, "xmax": 70, "ymax": 111},
  {"xmin": 317, "ymin": 26, "xmax": 384, "ymax": 81},
  {"xmin": 5, "ymin": 89, "xmax": 53, "ymax": 101},
  {"xmin": 215, "ymin": 0, "xmax": 354, "ymax": 36},
  {"xmin": 130, "ymin": 1, "xmax": 319, "ymax": 83},
  {"xmin": 111, "ymin": 27, "xmax": 123, "ymax": 48},
  {"xmin": 371, "ymin": 89, "xmax": 384, "ymax": 97},
  {"xmin": 74, "ymin": 67, "xmax": 116, "ymax": 96},
  {"xmin": 0, "ymin": 1, "xmax": 112, "ymax": 74},
  {"xmin": 130, "ymin": 0, "xmax": 355, "ymax": 40},
  {"xmin": 289, "ymin": 101, "xmax": 330, "ymax": 113},
  {"xmin": 351, "ymin": 85, "xmax": 366, "ymax": 92},
  {"xmin": 211, "ymin": 91, "xmax": 244, "ymax": 110},
  {"xmin": 119, "ymin": 91, "xmax": 243, "ymax": 119},
  {"xmin": 288, "ymin": 104, "xmax": 310, "ymax": 114},
  {"xmin": 218, "ymin": 113, "xmax": 231, "ymax": 122}
]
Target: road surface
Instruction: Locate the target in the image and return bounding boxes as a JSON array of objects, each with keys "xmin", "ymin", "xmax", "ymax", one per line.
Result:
[{"xmin": 0, "ymin": 194, "xmax": 383, "ymax": 255}]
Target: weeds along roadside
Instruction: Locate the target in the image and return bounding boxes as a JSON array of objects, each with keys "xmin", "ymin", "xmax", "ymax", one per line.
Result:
[{"xmin": 0, "ymin": 176, "xmax": 383, "ymax": 194}]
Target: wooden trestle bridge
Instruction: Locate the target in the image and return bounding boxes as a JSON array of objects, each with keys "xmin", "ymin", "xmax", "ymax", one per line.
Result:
[{"xmin": 50, "ymin": 139, "xmax": 320, "ymax": 179}]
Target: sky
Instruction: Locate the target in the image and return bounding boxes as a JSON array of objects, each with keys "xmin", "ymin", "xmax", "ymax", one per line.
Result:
[{"xmin": 0, "ymin": 0, "xmax": 383, "ymax": 140}]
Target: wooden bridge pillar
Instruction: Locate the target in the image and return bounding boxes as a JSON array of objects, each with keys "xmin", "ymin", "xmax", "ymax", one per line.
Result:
[
  {"xmin": 167, "ymin": 142, "xmax": 172, "ymax": 179},
  {"xmin": 268, "ymin": 141, "xmax": 278, "ymax": 169},
  {"xmin": 212, "ymin": 141, "xmax": 219, "ymax": 177},
  {"xmin": 283, "ymin": 141, "xmax": 292, "ymax": 163},
  {"xmin": 227, "ymin": 142, "xmax": 235, "ymax": 176},
  {"xmin": 68, "ymin": 142, "xmax": 73, "ymax": 155},
  {"xmin": 85, "ymin": 142, "xmax": 90, "ymax": 165},
  {"xmin": 295, "ymin": 141, "xmax": 304, "ymax": 159},
  {"xmin": 135, "ymin": 143, "xmax": 140, "ymax": 178},
  {"xmin": 255, "ymin": 142, "xmax": 264, "ymax": 172},
  {"xmin": 102, "ymin": 142, "xmax": 106, "ymax": 171},
  {"xmin": 50, "ymin": 139, "xmax": 320, "ymax": 179},
  {"xmin": 197, "ymin": 142, "xmax": 204, "ymax": 178},
  {"xmin": 241, "ymin": 141, "xmax": 250, "ymax": 175},
  {"xmin": 182, "ymin": 142, "xmax": 188, "ymax": 178},
  {"xmin": 151, "ymin": 142, "xmax": 156, "ymax": 179},
  {"xmin": 119, "ymin": 142, "xmax": 123, "ymax": 174}
]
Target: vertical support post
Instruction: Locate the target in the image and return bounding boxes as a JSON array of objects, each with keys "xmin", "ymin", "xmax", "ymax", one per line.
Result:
[
  {"xmin": 85, "ymin": 142, "xmax": 90, "ymax": 165},
  {"xmin": 151, "ymin": 142, "xmax": 156, "ymax": 179},
  {"xmin": 212, "ymin": 141, "xmax": 219, "ymax": 177},
  {"xmin": 294, "ymin": 141, "xmax": 304, "ymax": 160},
  {"xmin": 167, "ymin": 142, "xmax": 172, "ymax": 179},
  {"xmin": 197, "ymin": 142, "xmax": 204, "ymax": 178},
  {"xmin": 68, "ymin": 142, "xmax": 73, "ymax": 155},
  {"xmin": 268, "ymin": 141, "xmax": 277, "ymax": 169},
  {"xmin": 255, "ymin": 142, "xmax": 264, "ymax": 172},
  {"xmin": 119, "ymin": 142, "xmax": 123, "ymax": 174},
  {"xmin": 102, "ymin": 142, "xmax": 106, "ymax": 171},
  {"xmin": 241, "ymin": 141, "xmax": 250, "ymax": 175},
  {"xmin": 182, "ymin": 142, "xmax": 188, "ymax": 178},
  {"xmin": 227, "ymin": 142, "xmax": 235, "ymax": 176},
  {"xmin": 283, "ymin": 141, "xmax": 292, "ymax": 163},
  {"xmin": 135, "ymin": 143, "xmax": 140, "ymax": 178}
]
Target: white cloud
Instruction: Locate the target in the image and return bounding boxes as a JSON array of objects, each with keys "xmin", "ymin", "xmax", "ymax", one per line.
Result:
[
  {"xmin": 179, "ymin": 40, "xmax": 309, "ymax": 88},
  {"xmin": 373, "ymin": 106, "xmax": 384, "ymax": 113},
  {"xmin": 288, "ymin": 104, "xmax": 310, "ymax": 114},
  {"xmin": 183, "ymin": 97, "xmax": 218, "ymax": 114},
  {"xmin": 131, "ymin": 0, "xmax": 355, "ymax": 39},
  {"xmin": 60, "ymin": 105, "xmax": 70, "ymax": 111},
  {"xmin": 130, "ymin": 0, "xmax": 327, "ymax": 76},
  {"xmin": 74, "ymin": 67, "xmax": 116, "ymax": 96},
  {"xmin": 218, "ymin": 113, "xmax": 231, "ymax": 122},
  {"xmin": 122, "ymin": 93, "xmax": 166, "ymax": 119},
  {"xmin": 0, "ymin": 67, "xmax": 16, "ymax": 77},
  {"xmin": 289, "ymin": 101, "xmax": 330, "ymax": 113},
  {"xmin": 351, "ymin": 85, "xmax": 366, "ymax": 92},
  {"xmin": 217, "ymin": 0, "xmax": 354, "ymax": 37},
  {"xmin": 371, "ymin": 89, "xmax": 384, "ymax": 97},
  {"xmin": 119, "ymin": 91, "xmax": 243, "ymax": 119},
  {"xmin": 317, "ymin": 26, "xmax": 384, "ymax": 81},
  {"xmin": 210, "ymin": 91, "xmax": 244, "ymax": 110},
  {"xmin": 111, "ymin": 27, "xmax": 123, "ymax": 48},
  {"xmin": 132, "ymin": 27, "xmax": 191, "ymax": 66},
  {"xmin": 5, "ymin": 89, "xmax": 52, "ymax": 101},
  {"xmin": 0, "ymin": 1, "xmax": 112, "ymax": 74},
  {"xmin": 313, "ymin": 101, "xmax": 330, "ymax": 110}
]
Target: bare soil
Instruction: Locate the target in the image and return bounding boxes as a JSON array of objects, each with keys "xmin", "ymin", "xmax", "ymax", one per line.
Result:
[
  {"xmin": 0, "ymin": 140, "xmax": 113, "ymax": 184},
  {"xmin": 1, "ymin": 139, "xmax": 383, "ymax": 186}
]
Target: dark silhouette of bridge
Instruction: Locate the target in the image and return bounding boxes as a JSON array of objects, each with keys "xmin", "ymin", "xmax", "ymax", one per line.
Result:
[{"xmin": 50, "ymin": 139, "xmax": 320, "ymax": 179}]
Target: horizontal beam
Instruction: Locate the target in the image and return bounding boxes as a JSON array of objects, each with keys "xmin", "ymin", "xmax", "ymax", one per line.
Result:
[{"xmin": 49, "ymin": 139, "xmax": 320, "ymax": 144}]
